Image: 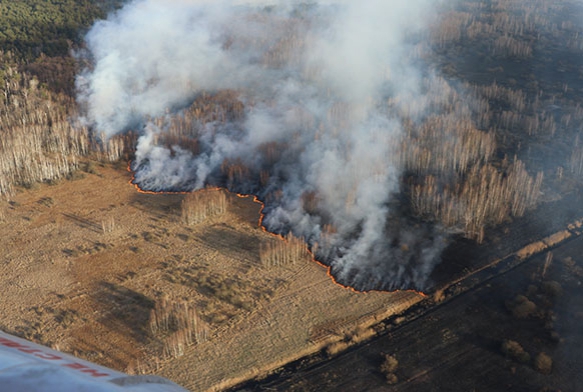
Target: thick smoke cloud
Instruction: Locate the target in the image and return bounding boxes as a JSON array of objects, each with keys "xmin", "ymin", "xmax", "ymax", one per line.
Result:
[{"xmin": 77, "ymin": 0, "xmax": 448, "ymax": 291}]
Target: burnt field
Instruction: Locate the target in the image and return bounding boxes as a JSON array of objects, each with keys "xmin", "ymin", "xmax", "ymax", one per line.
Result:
[{"xmin": 234, "ymin": 211, "xmax": 583, "ymax": 392}]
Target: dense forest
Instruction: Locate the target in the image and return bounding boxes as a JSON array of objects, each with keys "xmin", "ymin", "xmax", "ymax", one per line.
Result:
[
  {"xmin": 0, "ymin": 0, "xmax": 122, "ymax": 94},
  {"xmin": 0, "ymin": 0, "xmax": 127, "ymax": 196},
  {"xmin": 0, "ymin": 0, "xmax": 105, "ymax": 58}
]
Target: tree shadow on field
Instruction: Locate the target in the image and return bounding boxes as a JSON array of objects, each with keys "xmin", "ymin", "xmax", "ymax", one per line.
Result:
[
  {"xmin": 62, "ymin": 212, "xmax": 102, "ymax": 233},
  {"xmin": 93, "ymin": 281, "xmax": 154, "ymax": 344},
  {"xmin": 198, "ymin": 223, "xmax": 260, "ymax": 266},
  {"xmin": 129, "ymin": 192, "xmax": 183, "ymax": 222}
]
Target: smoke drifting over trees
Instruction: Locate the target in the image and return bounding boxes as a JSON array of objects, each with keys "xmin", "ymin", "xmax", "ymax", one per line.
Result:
[{"xmin": 76, "ymin": 0, "xmax": 543, "ymax": 291}]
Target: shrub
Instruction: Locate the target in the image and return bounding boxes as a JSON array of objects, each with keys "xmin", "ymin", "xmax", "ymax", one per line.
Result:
[
  {"xmin": 501, "ymin": 340, "xmax": 530, "ymax": 363},
  {"xmin": 541, "ymin": 281, "xmax": 562, "ymax": 298},
  {"xmin": 506, "ymin": 295, "xmax": 536, "ymax": 319},
  {"xmin": 326, "ymin": 341, "xmax": 348, "ymax": 356},
  {"xmin": 348, "ymin": 326, "xmax": 376, "ymax": 344},
  {"xmin": 380, "ymin": 354, "xmax": 399, "ymax": 385},
  {"xmin": 38, "ymin": 197, "xmax": 54, "ymax": 207},
  {"xmin": 380, "ymin": 354, "xmax": 399, "ymax": 374},
  {"xmin": 385, "ymin": 373, "xmax": 398, "ymax": 385},
  {"xmin": 83, "ymin": 161, "xmax": 97, "ymax": 174},
  {"xmin": 67, "ymin": 170, "xmax": 86, "ymax": 181},
  {"xmin": 534, "ymin": 352, "xmax": 552, "ymax": 374},
  {"xmin": 21, "ymin": 181, "xmax": 40, "ymax": 190}
]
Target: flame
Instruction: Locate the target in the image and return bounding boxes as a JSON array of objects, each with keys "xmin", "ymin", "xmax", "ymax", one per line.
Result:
[{"xmin": 127, "ymin": 161, "xmax": 426, "ymax": 297}]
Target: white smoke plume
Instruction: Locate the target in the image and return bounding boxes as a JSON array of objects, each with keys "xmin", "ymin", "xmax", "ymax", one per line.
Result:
[{"xmin": 77, "ymin": 0, "xmax": 449, "ymax": 291}]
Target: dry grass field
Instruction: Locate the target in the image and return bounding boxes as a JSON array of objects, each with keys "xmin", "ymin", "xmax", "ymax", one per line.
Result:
[{"xmin": 0, "ymin": 161, "xmax": 423, "ymax": 391}]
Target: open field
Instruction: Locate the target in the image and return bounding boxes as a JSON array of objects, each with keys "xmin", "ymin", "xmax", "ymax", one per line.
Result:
[{"xmin": 0, "ymin": 162, "xmax": 425, "ymax": 391}]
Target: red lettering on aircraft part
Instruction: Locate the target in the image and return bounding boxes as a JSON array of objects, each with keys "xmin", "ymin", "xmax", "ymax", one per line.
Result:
[
  {"xmin": 17, "ymin": 348, "xmax": 43, "ymax": 354},
  {"xmin": 34, "ymin": 352, "xmax": 62, "ymax": 360},
  {"xmin": 0, "ymin": 338, "xmax": 24, "ymax": 348},
  {"xmin": 63, "ymin": 362, "xmax": 109, "ymax": 377},
  {"xmin": 0, "ymin": 337, "xmax": 108, "ymax": 377},
  {"xmin": 0, "ymin": 338, "xmax": 62, "ymax": 360}
]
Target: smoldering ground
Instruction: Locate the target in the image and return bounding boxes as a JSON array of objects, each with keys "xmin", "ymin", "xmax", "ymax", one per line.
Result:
[{"xmin": 76, "ymin": 0, "xmax": 455, "ymax": 291}]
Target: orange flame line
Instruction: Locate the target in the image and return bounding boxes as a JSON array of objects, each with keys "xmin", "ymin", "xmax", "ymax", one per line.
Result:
[{"xmin": 127, "ymin": 161, "xmax": 426, "ymax": 297}]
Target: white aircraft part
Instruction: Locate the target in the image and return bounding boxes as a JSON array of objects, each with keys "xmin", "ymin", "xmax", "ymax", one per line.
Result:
[{"xmin": 0, "ymin": 331, "xmax": 188, "ymax": 392}]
